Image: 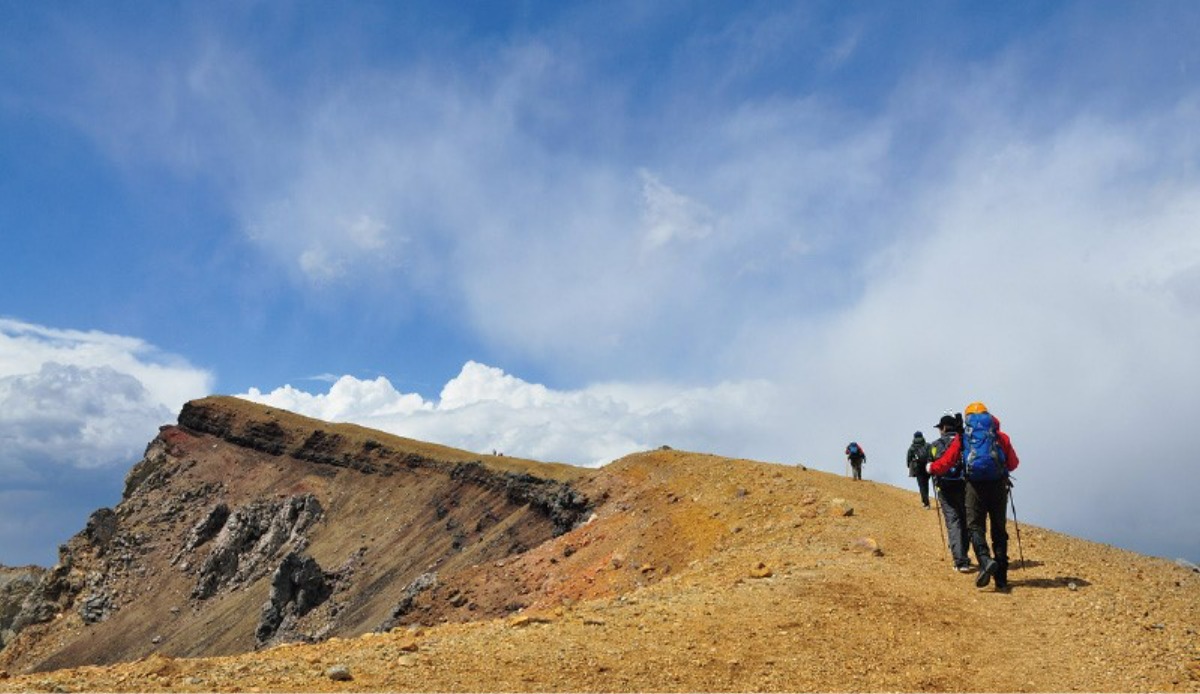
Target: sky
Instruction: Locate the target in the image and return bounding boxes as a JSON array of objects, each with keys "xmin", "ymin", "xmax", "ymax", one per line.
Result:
[{"xmin": 2, "ymin": 1, "xmax": 1198, "ymax": 568}]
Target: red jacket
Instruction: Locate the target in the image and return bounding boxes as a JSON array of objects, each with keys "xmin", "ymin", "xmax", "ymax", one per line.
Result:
[{"xmin": 928, "ymin": 417, "xmax": 1019, "ymax": 476}]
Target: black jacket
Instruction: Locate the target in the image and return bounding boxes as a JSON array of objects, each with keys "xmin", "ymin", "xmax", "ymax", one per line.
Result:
[{"xmin": 907, "ymin": 438, "xmax": 929, "ymax": 475}]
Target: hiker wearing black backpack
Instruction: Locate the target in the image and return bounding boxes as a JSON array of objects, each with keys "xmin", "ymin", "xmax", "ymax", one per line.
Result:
[
  {"xmin": 929, "ymin": 403, "xmax": 1020, "ymax": 591},
  {"xmin": 844, "ymin": 441, "xmax": 866, "ymax": 480},
  {"xmin": 926, "ymin": 414, "xmax": 972, "ymax": 573},
  {"xmin": 907, "ymin": 431, "xmax": 931, "ymax": 508}
]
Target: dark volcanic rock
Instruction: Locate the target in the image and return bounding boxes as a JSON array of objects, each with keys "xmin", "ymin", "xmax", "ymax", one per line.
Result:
[
  {"xmin": 83, "ymin": 509, "xmax": 118, "ymax": 554},
  {"xmin": 450, "ymin": 463, "xmax": 592, "ymax": 535},
  {"xmin": 182, "ymin": 503, "xmax": 230, "ymax": 554},
  {"xmin": 192, "ymin": 495, "xmax": 323, "ymax": 600},
  {"xmin": 178, "ymin": 402, "xmax": 291, "ymax": 456},
  {"xmin": 255, "ymin": 552, "xmax": 334, "ymax": 646}
]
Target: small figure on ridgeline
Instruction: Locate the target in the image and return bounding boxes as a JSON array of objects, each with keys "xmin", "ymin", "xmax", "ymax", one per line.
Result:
[
  {"xmin": 844, "ymin": 441, "xmax": 866, "ymax": 481},
  {"xmin": 927, "ymin": 414, "xmax": 972, "ymax": 573},
  {"xmin": 907, "ymin": 431, "xmax": 931, "ymax": 508}
]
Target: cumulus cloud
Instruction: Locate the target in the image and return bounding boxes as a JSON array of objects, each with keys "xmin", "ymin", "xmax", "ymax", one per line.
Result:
[
  {"xmin": 0, "ymin": 318, "xmax": 214, "ymax": 474},
  {"xmin": 0, "ymin": 319, "xmax": 213, "ymax": 564},
  {"xmin": 241, "ymin": 361, "xmax": 785, "ymax": 468}
]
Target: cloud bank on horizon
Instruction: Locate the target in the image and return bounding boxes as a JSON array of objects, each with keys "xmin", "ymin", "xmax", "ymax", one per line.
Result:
[{"xmin": 1, "ymin": 2, "xmax": 1198, "ymax": 566}]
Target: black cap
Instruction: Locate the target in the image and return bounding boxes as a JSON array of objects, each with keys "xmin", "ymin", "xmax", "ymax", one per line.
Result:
[
  {"xmin": 913, "ymin": 431, "xmax": 924, "ymax": 439},
  {"xmin": 935, "ymin": 415, "xmax": 956, "ymax": 430}
]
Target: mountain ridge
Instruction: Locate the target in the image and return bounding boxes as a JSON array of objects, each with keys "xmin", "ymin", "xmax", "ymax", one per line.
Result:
[{"xmin": 0, "ymin": 395, "xmax": 1196, "ymax": 691}]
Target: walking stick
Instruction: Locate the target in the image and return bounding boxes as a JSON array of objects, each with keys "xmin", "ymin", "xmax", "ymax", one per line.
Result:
[
  {"xmin": 1007, "ymin": 478, "xmax": 1025, "ymax": 570},
  {"xmin": 932, "ymin": 478, "xmax": 947, "ymax": 562}
]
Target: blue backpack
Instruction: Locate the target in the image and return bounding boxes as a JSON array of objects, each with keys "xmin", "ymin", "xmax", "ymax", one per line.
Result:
[{"xmin": 963, "ymin": 411, "xmax": 1005, "ymax": 481}]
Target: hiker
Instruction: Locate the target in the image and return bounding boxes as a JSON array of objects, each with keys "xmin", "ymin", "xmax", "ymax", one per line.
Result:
[
  {"xmin": 926, "ymin": 415, "xmax": 972, "ymax": 573},
  {"xmin": 845, "ymin": 441, "xmax": 866, "ymax": 480},
  {"xmin": 907, "ymin": 431, "xmax": 931, "ymax": 508},
  {"xmin": 961, "ymin": 402, "xmax": 1019, "ymax": 591}
]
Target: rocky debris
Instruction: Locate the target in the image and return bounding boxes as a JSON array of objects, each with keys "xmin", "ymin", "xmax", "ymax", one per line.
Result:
[
  {"xmin": 749, "ymin": 562, "xmax": 773, "ymax": 579},
  {"xmin": 77, "ymin": 594, "xmax": 113, "ymax": 625},
  {"xmin": 378, "ymin": 573, "xmax": 437, "ymax": 631},
  {"xmin": 255, "ymin": 552, "xmax": 334, "ymax": 647},
  {"xmin": 326, "ymin": 664, "xmax": 352, "ymax": 681},
  {"xmin": 507, "ymin": 613, "xmax": 554, "ymax": 628},
  {"xmin": 829, "ymin": 498, "xmax": 854, "ymax": 517},
  {"xmin": 396, "ymin": 636, "xmax": 419, "ymax": 652},
  {"xmin": 191, "ymin": 495, "xmax": 323, "ymax": 600},
  {"xmin": 852, "ymin": 537, "xmax": 883, "ymax": 556}
]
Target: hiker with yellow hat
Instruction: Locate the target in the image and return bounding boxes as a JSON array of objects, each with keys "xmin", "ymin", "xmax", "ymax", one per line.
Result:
[{"xmin": 929, "ymin": 401, "xmax": 1020, "ymax": 591}]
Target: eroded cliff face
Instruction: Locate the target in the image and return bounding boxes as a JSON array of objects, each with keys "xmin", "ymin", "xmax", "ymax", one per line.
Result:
[{"xmin": 0, "ymin": 396, "xmax": 594, "ymax": 673}]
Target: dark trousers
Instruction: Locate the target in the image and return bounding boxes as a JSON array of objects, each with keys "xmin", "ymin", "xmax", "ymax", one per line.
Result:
[
  {"xmin": 915, "ymin": 470, "xmax": 931, "ymax": 506},
  {"xmin": 850, "ymin": 460, "xmax": 863, "ymax": 480},
  {"xmin": 966, "ymin": 478, "xmax": 1009, "ymax": 583},
  {"xmin": 935, "ymin": 480, "xmax": 969, "ymax": 568}
]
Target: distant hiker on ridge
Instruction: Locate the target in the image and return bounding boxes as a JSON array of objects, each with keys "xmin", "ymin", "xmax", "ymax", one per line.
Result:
[
  {"xmin": 907, "ymin": 431, "xmax": 931, "ymax": 508},
  {"xmin": 928, "ymin": 404, "xmax": 1020, "ymax": 591},
  {"xmin": 926, "ymin": 414, "xmax": 972, "ymax": 573},
  {"xmin": 845, "ymin": 441, "xmax": 866, "ymax": 481}
]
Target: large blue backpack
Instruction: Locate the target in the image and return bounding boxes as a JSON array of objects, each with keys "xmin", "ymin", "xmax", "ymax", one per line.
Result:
[{"xmin": 963, "ymin": 411, "xmax": 1005, "ymax": 481}]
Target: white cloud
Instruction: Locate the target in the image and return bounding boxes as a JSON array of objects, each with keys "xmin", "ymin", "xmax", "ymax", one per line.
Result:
[
  {"xmin": 0, "ymin": 319, "xmax": 214, "ymax": 473},
  {"xmin": 240, "ymin": 361, "xmax": 785, "ymax": 468}
]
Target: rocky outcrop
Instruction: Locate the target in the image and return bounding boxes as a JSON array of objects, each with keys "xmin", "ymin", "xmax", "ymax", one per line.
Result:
[
  {"xmin": 449, "ymin": 463, "xmax": 590, "ymax": 535},
  {"xmin": 255, "ymin": 552, "xmax": 334, "ymax": 646},
  {"xmin": 0, "ymin": 567, "xmax": 46, "ymax": 648},
  {"xmin": 191, "ymin": 495, "xmax": 323, "ymax": 600}
]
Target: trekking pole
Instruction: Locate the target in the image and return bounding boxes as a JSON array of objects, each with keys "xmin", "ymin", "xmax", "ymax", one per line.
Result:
[
  {"xmin": 932, "ymin": 479, "xmax": 947, "ymax": 562},
  {"xmin": 1007, "ymin": 478, "xmax": 1025, "ymax": 570}
]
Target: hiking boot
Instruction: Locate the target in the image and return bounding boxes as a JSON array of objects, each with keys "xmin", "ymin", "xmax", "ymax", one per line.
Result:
[
  {"xmin": 994, "ymin": 580, "xmax": 1010, "ymax": 593},
  {"xmin": 955, "ymin": 563, "xmax": 972, "ymax": 573},
  {"xmin": 975, "ymin": 557, "xmax": 998, "ymax": 588}
]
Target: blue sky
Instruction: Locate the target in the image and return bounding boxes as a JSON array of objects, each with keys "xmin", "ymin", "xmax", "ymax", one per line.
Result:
[{"xmin": 2, "ymin": 1, "xmax": 1199, "ymax": 567}]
